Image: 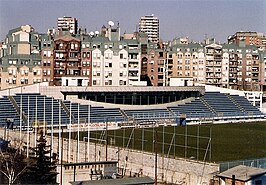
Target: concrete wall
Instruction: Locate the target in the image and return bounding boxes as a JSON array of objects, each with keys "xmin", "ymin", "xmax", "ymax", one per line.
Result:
[
  {"xmin": 0, "ymin": 82, "xmax": 48, "ymax": 98},
  {"xmin": 0, "ymin": 128, "xmax": 219, "ymax": 185},
  {"xmin": 170, "ymin": 77, "xmax": 194, "ymax": 87}
]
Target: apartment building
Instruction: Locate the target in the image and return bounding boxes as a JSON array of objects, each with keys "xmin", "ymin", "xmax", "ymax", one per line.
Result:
[
  {"xmin": 57, "ymin": 16, "xmax": 78, "ymax": 35},
  {"xmin": 0, "ymin": 25, "xmax": 42, "ymax": 90},
  {"xmin": 80, "ymin": 36, "xmax": 92, "ymax": 86},
  {"xmin": 169, "ymin": 38, "xmax": 206, "ymax": 84},
  {"xmin": 261, "ymin": 52, "xmax": 266, "ymax": 91},
  {"xmin": 53, "ymin": 34, "xmax": 81, "ymax": 86},
  {"xmin": 139, "ymin": 14, "xmax": 159, "ymax": 43},
  {"xmin": 1, "ymin": 24, "xmax": 265, "ymax": 91},
  {"xmin": 242, "ymin": 45, "xmax": 262, "ymax": 91},
  {"xmin": 41, "ymin": 35, "xmax": 54, "ymax": 84},
  {"xmin": 228, "ymin": 31, "xmax": 266, "ymax": 50},
  {"xmin": 205, "ymin": 43, "xmax": 223, "ymax": 87}
]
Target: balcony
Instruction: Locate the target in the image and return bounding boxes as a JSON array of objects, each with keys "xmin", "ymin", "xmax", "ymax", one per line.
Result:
[
  {"xmin": 68, "ymin": 57, "xmax": 81, "ymax": 61},
  {"xmin": 214, "ymin": 62, "xmax": 222, "ymax": 66},
  {"xmin": 54, "ymin": 58, "xmax": 67, "ymax": 62},
  {"xmin": 206, "ymin": 62, "xmax": 214, "ymax": 66},
  {"xmin": 252, "ymin": 70, "xmax": 259, "ymax": 73},
  {"xmin": 206, "ymin": 56, "xmax": 214, "ymax": 60}
]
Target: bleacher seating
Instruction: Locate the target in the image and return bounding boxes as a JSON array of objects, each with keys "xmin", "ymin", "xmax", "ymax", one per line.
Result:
[
  {"xmin": 230, "ymin": 95, "xmax": 263, "ymax": 116},
  {"xmin": 0, "ymin": 91, "xmax": 264, "ymax": 128},
  {"xmin": 124, "ymin": 108, "xmax": 173, "ymax": 119},
  {"xmin": 167, "ymin": 92, "xmax": 264, "ymax": 119},
  {"xmin": 0, "ymin": 96, "xmax": 20, "ymax": 127},
  {"xmin": 202, "ymin": 92, "xmax": 244, "ymax": 117},
  {"xmin": 13, "ymin": 93, "xmax": 70, "ymax": 126},
  {"xmin": 168, "ymin": 98, "xmax": 215, "ymax": 119},
  {"xmin": 63, "ymin": 101, "xmax": 125, "ymax": 123}
]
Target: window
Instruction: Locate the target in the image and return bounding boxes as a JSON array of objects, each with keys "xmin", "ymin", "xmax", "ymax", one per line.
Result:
[
  {"xmin": 120, "ymin": 53, "xmax": 123, "ymax": 59},
  {"xmin": 8, "ymin": 60, "xmax": 17, "ymax": 64},
  {"xmin": 158, "ymin": 68, "xmax": 164, "ymax": 73},
  {"xmin": 71, "ymin": 43, "xmax": 74, "ymax": 50}
]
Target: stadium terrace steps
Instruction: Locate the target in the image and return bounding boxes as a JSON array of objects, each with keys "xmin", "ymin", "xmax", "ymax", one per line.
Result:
[
  {"xmin": 124, "ymin": 108, "xmax": 174, "ymax": 119},
  {"xmin": 230, "ymin": 95, "xmax": 263, "ymax": 115},
  {"xmin": 201, "ymin": 92, "xmax": 246, "ymax": 117},
  {"xmin": 13, "ymin": 94, "xmax": 70, "ymax": 126},
  {"xmin": 0, "ymin": 92, "xmax": 264, "ymax": 128},
  {"xmin": 226, "ymin": 94, "xmax": 246, "ymax": 112},
  {"xmin": 167, "ymin": 92, "xmax": 264, "ymax": 119},
  {"xmin": 0, "ymin": 96, "xmax": 21, "ymax": 127},
  {"xmin": 63, "ymin": 100, "xmax": 125, "ymax": 123}
]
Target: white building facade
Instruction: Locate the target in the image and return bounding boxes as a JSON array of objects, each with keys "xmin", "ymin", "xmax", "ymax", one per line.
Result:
[{"xmin": 139, "ymin": 14, "xmax": 159, "ymax": 43}]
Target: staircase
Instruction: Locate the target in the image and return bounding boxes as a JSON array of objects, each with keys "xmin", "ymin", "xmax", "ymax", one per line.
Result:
[
  {"xmin": 59, "ymin": 100, "xmax": 77, "ymax": 123},
  {"xmin": 199, "ymin": 97, "xmax": 217, "ymax": 115},
  {"xmin": 226, "ymin": 94, "xmax": 245, "ymax": 112},
  {"xmin": 8, "ymin": 96, "xmax": 28, "ymax": 124}
]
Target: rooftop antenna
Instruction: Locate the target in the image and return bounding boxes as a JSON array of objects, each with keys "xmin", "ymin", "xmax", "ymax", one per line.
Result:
[
  {"xmin": 89, "ymin": 31, "xmax": 94, "ymax": 37},
  {"xmin": 108, "ymin": 20, "xmax": 114, "ymax": 27}
]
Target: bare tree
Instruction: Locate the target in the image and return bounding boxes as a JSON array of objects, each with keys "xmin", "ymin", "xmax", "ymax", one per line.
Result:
[{"xmin": 0, "ymin": 138, "xmax": 28, "ymax": 185}]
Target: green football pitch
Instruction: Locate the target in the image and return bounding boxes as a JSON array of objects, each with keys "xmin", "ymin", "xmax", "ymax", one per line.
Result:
[{"xmin": 72, "ymin": 121, "xmax": 266, "ymax": 162}]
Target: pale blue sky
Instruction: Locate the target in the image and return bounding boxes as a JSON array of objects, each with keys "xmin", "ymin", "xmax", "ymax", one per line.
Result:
[{"xmin": 0, "ymin": 0, "xmax": 265, "ymax": 43}]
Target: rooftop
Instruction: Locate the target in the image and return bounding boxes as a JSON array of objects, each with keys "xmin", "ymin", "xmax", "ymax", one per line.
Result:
[
  {"xmin": 70, "ymin": 176, "xmax": 154, "ymax": 185},
  {"xmin": 217, "ymin": 165, "xmax": 266, "ymax": 182}
]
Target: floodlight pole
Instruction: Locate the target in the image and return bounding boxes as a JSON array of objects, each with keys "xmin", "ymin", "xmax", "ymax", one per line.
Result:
[
  {"xmin": 105, "ymin": 118, "xmax": 108, "ymax": 161},
  {"xmin": 154, "ymin": 129, "xmax": 158, "ymax": 185},
  {"xmin": 87, "ymin": 103, "xmax": 90, "ymax": 161}
]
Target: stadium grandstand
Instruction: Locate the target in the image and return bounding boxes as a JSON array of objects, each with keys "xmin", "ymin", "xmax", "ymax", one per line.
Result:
[{"xmin": 0, "ymin": 82, "xmax": 265, "ymax": 130}]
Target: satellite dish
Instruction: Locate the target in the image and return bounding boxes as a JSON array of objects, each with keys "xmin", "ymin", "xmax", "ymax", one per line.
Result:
[
  {"xmin": 95, "ymin": 31, "xmax": 99, "ymax": 35},
  {"xmin": 108, "ymin": 21, "xmax": 114, "ymax": 27},
  {"xmin": 89, "ymin": 31, "xmax": 94, "ymax": 36}
]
